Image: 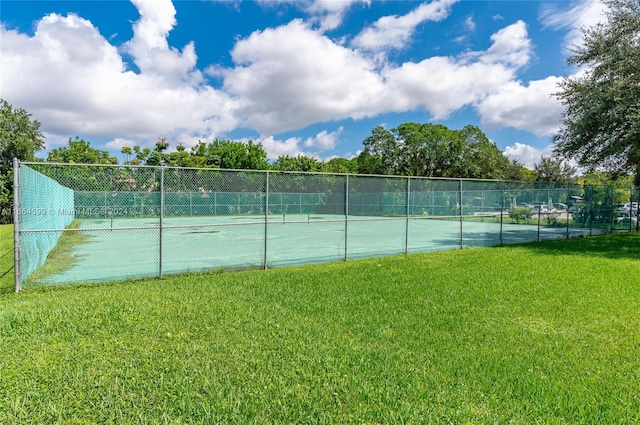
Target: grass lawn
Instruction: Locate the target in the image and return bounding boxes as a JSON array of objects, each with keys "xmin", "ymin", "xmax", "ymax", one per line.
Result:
[
  {"xmin": 0, "ymin": 224, "xmax": 14, "ymax": 294},
  {"xmin": 1, "ymin": 226, "xmax": 640, "ymax": 423}
]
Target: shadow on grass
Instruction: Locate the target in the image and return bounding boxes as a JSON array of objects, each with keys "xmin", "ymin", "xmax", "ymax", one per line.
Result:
[{"xmin": 498, "ymin": 231, "xmax": 640, "ymax": 261}]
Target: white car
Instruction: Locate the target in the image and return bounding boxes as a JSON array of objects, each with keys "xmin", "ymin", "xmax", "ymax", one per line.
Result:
[
  {"xmin": 554, "ymin": 203, "xmax": 568, "ymax": 211},
  {"xmin": 532, "ymin": 204, "xmax": 556, "ymax": 214},
  {"xmin": 620, "ymin": 202, "xmax": 638, "ymax": 212}
]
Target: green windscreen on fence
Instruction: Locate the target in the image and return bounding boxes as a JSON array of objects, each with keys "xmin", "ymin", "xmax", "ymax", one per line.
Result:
[{"xmin": 18, "ymin": 165, "xmax": 75, "ymax": 282}]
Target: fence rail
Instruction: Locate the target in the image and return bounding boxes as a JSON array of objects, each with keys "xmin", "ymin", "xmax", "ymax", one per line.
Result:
[{"xmin": 13, "ymin": 161, "xmax": 640, "ymax": 292}]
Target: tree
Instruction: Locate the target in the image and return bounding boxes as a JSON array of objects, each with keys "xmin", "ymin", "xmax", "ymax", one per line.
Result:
[
  {"xmin": 553, "ymin": 0, "xmax": 640, "ymax": 180},
  {"xmin": 357, "ymin": 122, "xmax": 509, "ymax": 179},
  {"xmin": 271, "ymin": 155, "xmax": 321, "ymax": 172},
  {"xmin": 45, "ymin": 138, "xmax": 119, "ymax": 193},
  {"xmin": 582, "ymin": 171, "xmax": 635, "ymax": 204},
  {"xmin": 48, "ymin": 137, "xmax": 117, "ymax": 164},
  {"xmin": 123, "ymin": 139, "xmax": 269, "ymax": 169},
  {"xmin": 0, "ymin": 99, "xmax": 45, "ymax": 223},
  {"xmin": 196, "ymin": 140, "xmax": 268, "ymax": 170},
  {"xmin": 357, "ymin": 126, "xmax": 398, "ymax": 175},
  {"xmin": 503, "ymin": 159, "xmax": 536, "ymax": 182},
  {"xmin": 455, "ymin": 125, "xmax": 511, "ymax": 179},
  {"xmin": 121, "ymin": 146, "xmax": 133, "ymax": 163},
  {"xmin": 322, "ymin": 157, "xmax": 358, "ymax": 174},
  {"xmin": 534, "ymin": 156, "xmax": 577, "ymax": 183},
  {"xmin": 0, "ymin": 99, "xmax": 45, "ymax": 171},
  {"xmin": 582, "ymin": 171, "xmax": 634, "ymax": 187}
]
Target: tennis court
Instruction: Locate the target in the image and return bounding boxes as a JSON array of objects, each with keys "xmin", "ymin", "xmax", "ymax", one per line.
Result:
[
  {"xmin": 32, "ymin": 213, "xmax": 597, "ymax": 285},
  {"xmin": 14, "ymin": 161, "xmax": 629, "ymax": 290}
]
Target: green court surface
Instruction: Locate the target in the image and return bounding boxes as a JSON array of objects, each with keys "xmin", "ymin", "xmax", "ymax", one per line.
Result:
[{"xmin": 29, "ymin": 214, "xmax": 598, "ymax": 285}]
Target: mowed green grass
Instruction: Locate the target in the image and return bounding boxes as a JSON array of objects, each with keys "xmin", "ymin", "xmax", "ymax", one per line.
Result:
[
  {"xmin": 0, "ymin": 224, "xmax": 14, "ymax": 294},
  {"xmin": 1, "ymin": 226, "xmax": 640, "ymax": 424}
]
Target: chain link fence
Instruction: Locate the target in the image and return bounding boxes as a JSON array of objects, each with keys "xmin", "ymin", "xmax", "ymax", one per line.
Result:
[{"xmin": 12, "ymin": 161, "xmax": 640, "ymax": 291}]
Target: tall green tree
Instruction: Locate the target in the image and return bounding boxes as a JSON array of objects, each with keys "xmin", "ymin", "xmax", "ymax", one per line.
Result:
[
  {"xmin": 45, "ymin": 138, "xmax": 119, "ymax": 192},
  {"xmin": 122, "ymin": 139, "xmax": 269, "ymax": 170},
  {"xmin": 503, "ymin": 159, "xmax": 537, "ymax": 182},
  {"xmin": 582, "ymin": 171, "xmax": 633, "ymax": 188},
  {"xmin": 48, "ymin": 137, "xmax": 117, "ymax": 164},
  {"xmin": 196, "ymin": 140, "xmax": 268, "ymax": 170},
  {"xmin": 454, "ymin": 125, "xmax": 511, "ymax": 179},
  {"xmin": 0, "ymin": 99, "xmax": 45, "ymax": 170},
  {"xmin": 356, "ymin": 126, "xmax": 398, "ymax": 175},
  {"xmin": 553, "ymin": 0, "xmax": 640, "ymax": 180},
  {"xmin": 271, "ymin": 155, "xmax": 321, "ymax": 172},
  {"xmin": 322, "ymin": 157, "xmax": 358, "ymax": 174},
  {"xmin": 357, "ymin": 122, "xmax": 509, "ymax": 179},
  {"xmin": 0, "ymin": 99, "xmax": 45, "ymax": 222},
  {"xmin": 534, "ymin": 156, "xmax": 577, "ymax": 183}
]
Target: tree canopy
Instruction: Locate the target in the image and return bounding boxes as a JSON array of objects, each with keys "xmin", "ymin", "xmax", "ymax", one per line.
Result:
[
  {"xmin": 553, "ymin": 0, "xmax": 640, "ymax": 178},
  {"xmin": 48, "ymin": 137, "xmax": 117, "ymax": 165},
  {"xmin": 123, "ymin": 139, "xmax": 269, "ymax": 170},
  {"xmin": 0, "ymin": 99, "xmax": 44, "ymax": 171},
  {"xmin": 357, "ymin": 123, "xmax": 510, "ymax": 179},
  {"xmin": 0, "ymin": 99, "xmax": 45, "ymax": 223},
  {"xmin": 534, "ymin": 156, "xmax": 577, "ymax": 183},
  {"xmin": 271, "ymin": 155, "xmax": 322, "ymax": 172}
]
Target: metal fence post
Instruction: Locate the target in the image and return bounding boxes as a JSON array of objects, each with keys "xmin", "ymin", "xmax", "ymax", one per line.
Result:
[
  {"xmin": 344, "ymin": 174, "xmax": 349, "ymax": 261},
  {"xmin": 587, "ymin": 186, "xmax": 595, "ymax": 236},
  {"xmin": 609, "ymin": 186, "xmax": 615, "ymax": 234},
  {"xmin": 159, "ymin": 166, "xmax": 164, "ymax": 278},
  {"xmin": 499, "ymin": 181, "xmax": 504, "ymax": 245},
  {"xmin": 264, "ymin": 171, "xmax": 269, "ymax": 270},
  {"xmin": 459, "ymin": 179, "xmax": 463, "ymax": 249},
  {"xmin": 536, "ymin": 192, "xmax": 541, "ymax": 243},
  {"xmin": 13, "ymin": 158, "xmax": 21, "ymax": 293},
  {"xmin": 405, "ymin": 177, "xmax": 410, "ymax": 255},
  {"xmin": 636, "ymin": 186, "xmax": 640, "ymax": 232},
  {"xmin": 565, "ymin": 183, "xmax": 571, "ymax": 239},
  {"xmin": 629, "ymin": 187, "xmax": 633, "ymax": 233}
]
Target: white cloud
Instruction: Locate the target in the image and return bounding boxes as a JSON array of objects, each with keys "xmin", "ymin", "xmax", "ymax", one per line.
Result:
[
  {"xmin": 225, "ymin": 18, "xmax": 533, "ymax": 131},
  {"xmin": 303, "ymin": 127, "xmax": 343, "ymax": 150},
  {"xmin": 351, "ymin": 0, "xmax": 458, "ymax": 52},
  {"xmin": 306, "ymin": 0, "xmax": 370, "ymax": 32},
  {"xmin": 0, "ymin": 5, "xmax": 239, "ymax": 150},
  {"xmin": 258, "ymin": 135, "xmax": 307, "ymax": 160},
  {"xmin": 478, "ymin": 20, "xmax": 531, "ymax": 67},
  {"xmin": 255, "ymin": 0, "xmax": 369, "ymax": 32},
  {"xmin": 122, "ymin": 0, "xmax": 202, "ymax": 85},
  {"xmin": 226, "ymin": 19, "xmax": 384, "ymax": 134},
  {"xmin": 383, "ymin": 21, "xmax": 532, "ymax": 119},
  {"xmin": 257, "ymin": 127, "xmax": 343, "ymax": 160},
  {"xmin": 539, "ymin": 0, "xmax": 607, "ymax": 50},
  {"xmin": 504, "ymin": 142, "xmax": 552, "ymax": 169},
  {"xmin": 477, "ymin": 76, "xmax": 564, "ymax": 136},
  {"xmin": 383, "ymin": 57, "xmax": 515, "ymax": 119},
  {"xmin": 105, "ymin": 137, "xmax": 139, "ymax": 151},
  {"xmin": 464, "ymin": 16, "xmax": 476, "ymax": 32},
  {"xmin": 1, "ymin": 0, "xmax": 553, "ymax": 158},
  {"xmin": 452, "ymin": 35, "xmax": 466, "ymax": 44},
  {"xmin": 41, "ymin": 133, "xmax": 72, "ymax": 151}
]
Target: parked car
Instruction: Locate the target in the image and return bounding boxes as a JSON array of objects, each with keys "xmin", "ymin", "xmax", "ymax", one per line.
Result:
[
  {"xmin": 532, "ymin": 203, "xmax": 556, "ymax": 214},
  {"xmin": 554, "ymin": 203, "xmax": 567, "ymax": 211},
  {"xmin": 532, "ymin": 204, "xmax": 548, "ymax": 214},
  {"xmin": 619, "ymin": 202, "xmax": 638, "ymax": 214}
]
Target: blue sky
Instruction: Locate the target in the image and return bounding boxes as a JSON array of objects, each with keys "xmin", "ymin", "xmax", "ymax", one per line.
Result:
[{"xmin": 0, "ymin": 0, "xmax": 607, "ymax": 167}]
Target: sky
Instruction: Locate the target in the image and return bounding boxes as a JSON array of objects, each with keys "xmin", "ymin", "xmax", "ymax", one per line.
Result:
[{"xmin": 0, "ymin": 0, "xmax": 608, "ymax": 168}]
